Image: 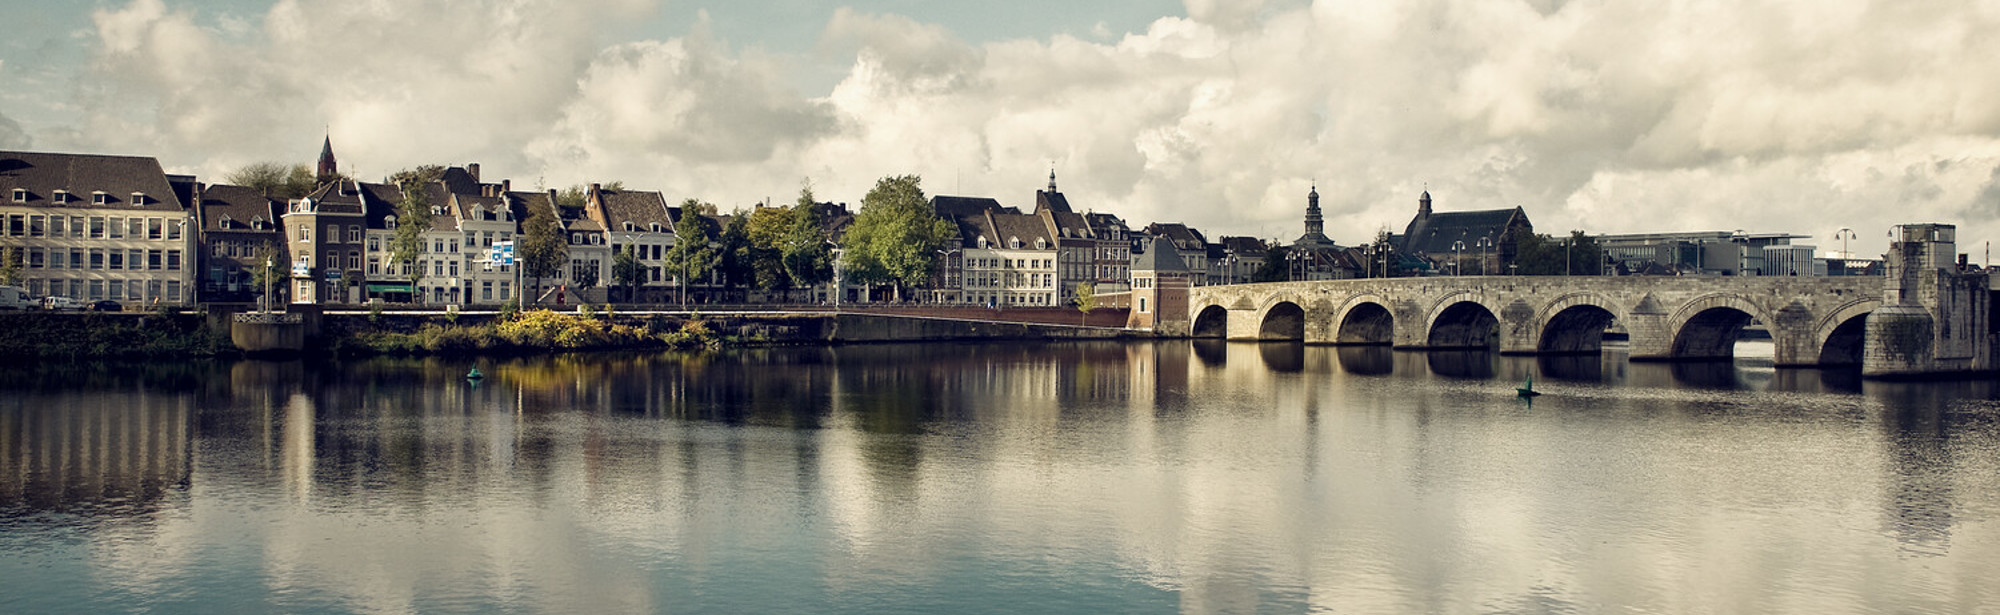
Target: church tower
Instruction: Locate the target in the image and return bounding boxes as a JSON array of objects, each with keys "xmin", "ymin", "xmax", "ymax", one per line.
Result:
[
  {"xmin": 1292, "ymin": 183, "xmax": 1337, "ymax": 249},
  {"xmin": 316, "ymin": 135, "xmax": 339, "ymax": 184}
]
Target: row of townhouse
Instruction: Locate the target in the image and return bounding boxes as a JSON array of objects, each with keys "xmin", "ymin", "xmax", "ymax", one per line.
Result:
[{"xmin": 3, "ymin": 146, "xmax": 1270, "ymax": 310}]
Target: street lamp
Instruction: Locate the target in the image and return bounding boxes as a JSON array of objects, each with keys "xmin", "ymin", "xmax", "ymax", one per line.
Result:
[
  {"xmin": 1476, "ymin": 235, "xmax": 1493, "ymax": 276},
  {"xmin": 935, "ymin": 247, "xmax": 960, "ymax": 303},
  {"xmin": 1452, "ymin": 240, "xmax": 1466, "ymax": 276},
  {"xmin": 264, "ymin": 256, "xmax": 273, "ymax": 313},
  {"xmin": 1561, "ymin": 238, "xmax": 1572, "ymax": 276},
  {"xmin": 1833, "ymin": 227, "xmax": 1857, "ymax": 274}
]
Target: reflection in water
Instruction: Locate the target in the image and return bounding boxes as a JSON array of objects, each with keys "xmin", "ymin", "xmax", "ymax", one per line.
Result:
[
  {"xmin": 1257, "ymin": 341, "xmax": 1304, "ymax": 373},
  {"xmin": 1, "ymin": 343, "xmax": 1998, "ymax": 614},
  {"xmin": 1425, "ymin": 350, "xmax": 1496, "ymax": 379},
  {"xmin": 1334, "ymin": 346, "xmax": 1394, "ymax": 376}
]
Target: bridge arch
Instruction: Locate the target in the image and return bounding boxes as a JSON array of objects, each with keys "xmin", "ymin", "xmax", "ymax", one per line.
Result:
[
  {"xmin": 1537, "ymin": 293, "xmax": 1625, "ymax": 354},
  {"xmin": 1192, "ymin": 304, "xmax": 1229, "ymax": 338},
  {"xmin": 1813, "ymin": 299, "xmax": 1878, "ymax": 366},
  {"xmin": 1332, "ymin": 294, "xmax": 1394, "ymax": 345},
  {"xmin": 1425, "ymin": 296, "xmax": 1501, "ymax": 350},
  {"xmin": 1666, "ymin": 293, "xmax": 1774, "ymax": 360},
  {"xmin": 1259, "ymin": 300, "xmax": 1307, "ymax": 340}
]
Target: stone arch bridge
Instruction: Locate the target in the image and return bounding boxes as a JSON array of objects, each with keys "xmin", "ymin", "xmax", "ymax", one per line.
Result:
[{"xmin": 1187, "ymin": 276, "xmax": 1888, "ymax": 366}]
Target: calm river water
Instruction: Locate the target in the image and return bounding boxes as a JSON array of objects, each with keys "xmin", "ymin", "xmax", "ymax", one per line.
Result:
[{"xmin": 2, "ymin": 341, "xmax": 1998, "ymax": 614}]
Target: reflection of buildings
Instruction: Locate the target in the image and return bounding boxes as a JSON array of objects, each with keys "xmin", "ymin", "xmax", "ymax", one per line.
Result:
[{"xmin": 0, "ymin": 393, "xmax": 191, "ymax": 514}]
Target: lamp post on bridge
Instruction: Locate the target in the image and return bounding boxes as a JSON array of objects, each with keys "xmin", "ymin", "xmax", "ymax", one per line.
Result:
[
  {"xmin": 1476, "ymin": 235, "xmax": 1493, "ymax": 276},
  {"xmin": 1833, "ymin": 228, "xmax": 1857, "ymax": 275},
  {"xmin": 1452, "ymin": 240, "xmax": 1466, "ymax": 276}
]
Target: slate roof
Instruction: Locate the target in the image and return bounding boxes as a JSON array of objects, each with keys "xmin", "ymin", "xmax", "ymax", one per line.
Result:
[
  {"xmin": 0, "ymin": 150, "xmax": 184, "ymax": 212},
  {"xmin": 1044, "ymin": 209, "xmax": 1093, "ymax": 240},
  {"xmin": 988, "ymin": 211, "xmax": 1054, "ymax": 249},
  {"xmin": 505, "ymin": 190, "xmax": 558, "ymax": 225},
  {"xmin": 1133, "ymin": 237, "xmax": 1189, "ymax": 272},
  {"xmin": 1084, "ymin": 212, "xmax": 1130, "ymax": 237},
  {"xmin": 1399, "ymin": 206, "xmax": 1530, "ymax": 256},
  {"xmin": 448, "ymin": 192, "xmax": 509, "ymax": 225},
  {"xmin": 1035, "ymin": 189, "xmax": 1073, "ymax": 214},
  {"xmin": 931, "ymin": 195, "xmax": 1006, "ymax": 218},
  {"xmin": 197, "ymin": 184, "xmax": 282, "ymax": 233},
  {"xmin": 590, "ymin": 188, "xmax": 674, "ymax": 232},
  {"xmin": 1219, "ymin": 236, "xmax": 1269, "ymax": 258},
  {"xmin": 1145, "ymin": 223, "xmax": 1208, "ymax": 252}
]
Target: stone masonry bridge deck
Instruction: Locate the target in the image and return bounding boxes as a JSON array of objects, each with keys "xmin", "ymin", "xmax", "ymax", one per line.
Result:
[{"xmin": 1188, "ymin": 276, "xmax": 1884, "ymax": 366}]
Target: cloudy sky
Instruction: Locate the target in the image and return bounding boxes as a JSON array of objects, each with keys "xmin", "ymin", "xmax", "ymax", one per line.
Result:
[{"xmin": 4, "ymin": 0, "xmax": 1999, "ymax": 257}]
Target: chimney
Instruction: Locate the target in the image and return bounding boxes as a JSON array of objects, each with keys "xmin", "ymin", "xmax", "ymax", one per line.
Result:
[
  {"xmin": 466, "ymin": 163, "xmax": 481, "ymax": 183},
  {"xmin": 501, "ymin": 179, "xmax": 511, "ymax": 193}
]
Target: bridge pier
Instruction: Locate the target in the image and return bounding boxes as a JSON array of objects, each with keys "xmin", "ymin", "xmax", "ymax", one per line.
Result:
[{"xmin": 1862, "ymin": 224, "xmax": 1992, "ymax": 378}]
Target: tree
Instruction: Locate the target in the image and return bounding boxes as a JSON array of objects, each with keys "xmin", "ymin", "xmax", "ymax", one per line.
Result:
[
  {"xmin": 612, "ymin": 245, "xmax": 646, "ymax": 303},
  {"xmin": 663, "ymin": 200, "xmax": 720, "ymax": 308},
  {"xmin": 518, "ymin": 198, "xmax": 568, "ymax": 302},
  {"xmin": 742, "ymin": 204, "xmax": 794, "ymax": 296},
  {"xmin": 387, "ymin": 174, "xmax": 435, "ymax": 301},
  {"xmin": 780, "ymin": 185, "xmax": 834, "ymax": 303},
  {"xmin": 1072, "ymin": 282, "xmax": 1098, "ymax": 325},
  {"xmin": 841, "ymin": 175, "xmax": 953, "ymax": 301},
  {"xmin": 249, "ymin": 244, "xmax": 287, "ymax": 309},
  {"xmin": 1508, "ymin": 229, "xmax": 1604, "ymax": 276},
  {"xmin": 718, "ymin": 213, "xmax": 754, "ymax": 295},
  {"xmin": 1254, "ymin": 244, "xmax": 1291, "ymax": 283},
  {"xmin": 0, "ymin": 246, "xmax": 22, "ymax": 286},
  {"xmin": 226, "ymin": 162, "xmax": 321, "ymax": 198}
]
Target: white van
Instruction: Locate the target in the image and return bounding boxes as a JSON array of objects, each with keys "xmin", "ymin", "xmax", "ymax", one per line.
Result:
[
  {"xmin": 0, "ymin": 286, "xmax": 29, "ymax": 310},
  {"xmin": 42, "ymin": 296, "xmax": 82, "ymax": 311}
]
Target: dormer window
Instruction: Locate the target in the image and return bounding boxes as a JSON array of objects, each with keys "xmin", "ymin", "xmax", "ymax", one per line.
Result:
[
  {"xmin": 10, "ymin": 189, "xmax": 23, "ymax": 202},
  {"xmin": 252, "ymin": 215, "xmax": 266, "ymax": 230},
  {"xmin": 131, "ymin": 192, "xmax": 146, "ymax": 205},
  {"xmin": 650, "ymin": 223, "xmax": 663, "ymax": 233},
  {"xmin": 1009, "ymin": 237, "xmax": 1021, "ymax": 250},
  {"xmin": 1035, "ymin": 238, "xmax": 1047, "ymax": 250},
  {"xmin": 219, "ymin": 214, "xmax": 234, "ymax": 229},
  {"xmin": 623, "ymin": 222, "xmax": 635, "ymax": 232},
  {"xmin": 385, "ymin": 215, "xmax": 398, "ymax": 230},
  {"xmin": 92, "ymin": 191, "xmax": 109, "ymax": 205},
  {"xmin": 52, "ymin": 190, "xmax": 69, "ymax": 204},
  {"xmin": 978, "ymin": 236, "xmax": 989, "ymax": 249}
]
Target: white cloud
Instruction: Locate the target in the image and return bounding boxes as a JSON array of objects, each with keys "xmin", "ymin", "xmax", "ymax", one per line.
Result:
[{"xmin": 33, "ymin": 0, "xmax": 2000, "ymax": 255}]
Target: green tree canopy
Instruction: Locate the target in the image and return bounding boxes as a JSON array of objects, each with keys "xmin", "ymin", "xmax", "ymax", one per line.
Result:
[
  {"xmin": 225, "ymin": 162, "xmax": 321, "ymax": 198},
  {"xmin": 781, "ymin": 185, "xmax": 835, "ymax": 301},
  {"xmin": 1509, "ymin": 229, "xmax": 1604, "ymax": 275},
  {"xmin": 388, "ymin": 173, "xmax": 436, "ymax": 290},
  {"xmin": 518, "ymin": 197, "xmax": 568, "ymax": 298},
  {"xmin": 612, "ymin": 245, "xmax": 646, "ymax": 303},
  {"xmin": 0, "ymin": 246, "xmax": 22, "ymax": 286},
  {"xmin": 841, "ymin": 175, "xmax": 953, "ymax": 299},
  {"xmin": 663, "ymin": 199, "xmax": 720, "ymax": 307}
]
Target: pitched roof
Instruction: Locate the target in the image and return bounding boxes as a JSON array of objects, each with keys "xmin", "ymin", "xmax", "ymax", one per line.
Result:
[
  {"xmin": 1145, "ymin": 222, "xmax": 1208, "ymax": 252},
  {"xmin": 1219, "ymin": 236, "xmax": 1269, "ymax": 257},
  {"xmin": 1133, "ymin": 237, "xmax": 1190, "ymax": 272},
  {"xmin": 590, "ymin": 188, "xmax": 674, "ymax": 232},
  {"xmin": 1035, "ymin": 189, "xmax": 1073, "ymax": 214},
  {"xmin": 1399, "ymin": 207, "xmax": 1528, "ymax": 255},
  {"xmin": 0, "ymin": 150, "xmax": 184, "ymax": 212},
  {"xmin": 931, "ymin": 195, "xmax": 1008, "ymax": 218},
  {"xmin": 197, "ymin": 184, "xmax": 282, "ymax": 233}
]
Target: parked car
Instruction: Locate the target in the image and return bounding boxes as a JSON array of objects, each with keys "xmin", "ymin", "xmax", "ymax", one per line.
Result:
[
  {"xmin": 90, "ymin": 300, "xmax": 123, "ymax": 312},
  {"xmin": 42, "ymin": 296, "xmax": 83, "ymax": 311}
]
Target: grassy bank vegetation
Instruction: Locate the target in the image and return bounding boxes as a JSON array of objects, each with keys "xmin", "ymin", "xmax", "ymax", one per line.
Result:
[
  {"xmin": 336, "ymin": 309, "xmax": 720, "ymax": 356},
  {"xmin": 0, "ymin": 312, "xmax": 233, "ymax": 360}
]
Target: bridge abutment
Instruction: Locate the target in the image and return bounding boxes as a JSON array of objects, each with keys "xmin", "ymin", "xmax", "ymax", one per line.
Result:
[{"xmin": 1862, "ymin": 224, "xmax": 1992, "ymax": 378}]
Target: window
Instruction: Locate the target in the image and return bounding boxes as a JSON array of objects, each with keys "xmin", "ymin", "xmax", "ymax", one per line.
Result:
[
  {"xmin": 165, "ymin": 281, "xmax": 180, "ymax": 303},
  {"xmin": 448, "ymin": 240, "xmax": 458, "ymax": 254},
  {"xmin": 151, "ymin": 218, "xmax": 165, "ymax": 239},
  {"xmin": 108, "ymin": 216, "xmax": 124, "ymax": 239},
  {"xmin": 349, "ymin": 225, "xmax": 362, "ymax": 242},
  {"xmin": 347, "ymin": 251, "xmax": 359, "ymax": 269},
  {"xmin": 89, "ymin": 250, "xmax": 104, "ymax": 270},
  {"xmin": 148, "ymin": 249, "xmax": 162, "ymax": 270},
  {"xmin": 108, "ymin": 279, "xmax": 123, "ymax": 301},
  {"xmin": 131, "ymin": 192, "xmax": 145, "ymax": 205},
  {"xmin": 53, "ymin": 190, "xmax": 69, "ymax": 204},
  {"xmin": 129, "ymin": 249, "xmax": 144, "ymax": 269},
  {"xmin": 10, "ymin": 188, "xmax": 23, "ymax": 202},
  {"xmin": 1139, "ymin": 297, "xmax": 1149, "ymax": 313},
  {"xmin": 89, "ymin": 217, "xmax": 106, "ymax": 238},
  {"xmin": 89, "ymin": 280, "xmax": 103, "ymax": 300},
  {"xmin": 130, "ymin": 281, "xmax": 145, "ymax": 301},
  {"xmin": 27, "ymin": 248, "xmax": 43, "ymax": 268},
  {"xmin": 92, "ymin": 191, "xmax": 109, "ymax": 205},
  {"xmin": 219, "ymin": 214, "xmax": 233, "ymax": 229},
  {"xmin": 131, "ymin": 217, "xmax": 146, "ymax": 239},
  {"xmin": 108, "ymin": 251, "xmax": 123, "ymax": 270},
  {"xmin": 326, "ymin": 224, "xmax": 339, "ymax": 244},
  {"xmin": 385, "ymin": 216, "xmax": 398, "ymax": 230},
  {"xmin": 167, "ymin": 250, "xmax": 182, "ymax": 271},
  {"xmin": 70, "ymin": 216, "xmax": 84, "ymax": 238},
  {"xmin": 368, "ymin": 256, "xmax": 380, "ymax": 275},
  {"xmin": 298, "ymin": 224, "xmax": 310, "ymax": 242}
]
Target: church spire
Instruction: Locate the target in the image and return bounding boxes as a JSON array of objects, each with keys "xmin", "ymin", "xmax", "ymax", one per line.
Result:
[
  {"xmin": 1047, "ymin": 167, "xmax": 1058, "ymax": 193},
  {"xmin": 316, "ymin": 134, "xmax": 339, "ymax": 184}
]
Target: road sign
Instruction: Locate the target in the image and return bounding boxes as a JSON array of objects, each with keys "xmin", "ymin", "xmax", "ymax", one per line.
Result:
[
  {"xmin": 491, "ymin": 241, "xmax": 515, "ymax": 265},
  {"xmin": 326, "ymin": 269, "xmax": 342, "ymax": 281}
]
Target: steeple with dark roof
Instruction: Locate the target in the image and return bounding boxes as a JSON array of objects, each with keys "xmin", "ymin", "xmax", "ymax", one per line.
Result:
[
  {"xmin": 316, "ymin": 135, "xmax": 338, "ymax": 184},
  {"xmin": 1048, "ymin": 168, "xmax": 1057, "ymax": 193},
  {"xmin": 1292, "ymin": 183, "xmax": 1338, "ymax": 250},
  {"xmin": 1419, "ymin": 190, "xmax": 1432, "ymax": 218}
]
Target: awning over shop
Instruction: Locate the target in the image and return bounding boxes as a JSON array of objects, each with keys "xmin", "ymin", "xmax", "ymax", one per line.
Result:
[{"xmin": 366, "ymin": 283, "xmax": 413, "ymax": 293}]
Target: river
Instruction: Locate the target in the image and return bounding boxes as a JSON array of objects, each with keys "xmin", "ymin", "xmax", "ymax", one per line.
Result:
[{"xmin": 2, "ymin": 341, "xmax": 1997, "ymax": 614}]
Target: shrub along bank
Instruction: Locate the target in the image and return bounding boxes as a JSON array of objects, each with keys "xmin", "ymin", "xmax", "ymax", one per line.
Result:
[
  {"xmin": 0, "ymin": 312, "xmax": 233, "ymax": 359},
  {"xmin": 328, "ymin": 309, "xmax": 720, "ymax": 357}
]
